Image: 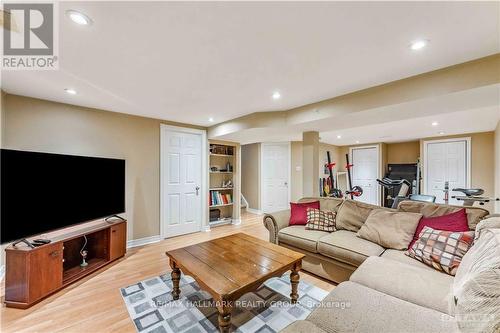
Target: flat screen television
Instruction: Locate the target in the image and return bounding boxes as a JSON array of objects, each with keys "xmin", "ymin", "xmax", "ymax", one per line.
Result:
[{"xmin": 1, "ymin": 149, "xmax": 125, "ymax": 244}]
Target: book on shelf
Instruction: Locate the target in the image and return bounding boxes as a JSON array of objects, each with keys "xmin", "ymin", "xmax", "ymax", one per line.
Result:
[{"xmin": 209, "ymin": 191, "xmax": 232, "ymax": 206}]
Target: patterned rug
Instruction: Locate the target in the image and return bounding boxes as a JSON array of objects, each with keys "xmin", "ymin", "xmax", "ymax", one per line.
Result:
[{"xmin": 120, "ymin": 272, "xmax": 329, "ymax": 333}]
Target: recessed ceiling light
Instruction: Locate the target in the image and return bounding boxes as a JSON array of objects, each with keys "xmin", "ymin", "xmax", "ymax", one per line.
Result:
[
  {"xmin": 410, "ymin": 39, "xmax": 428, "ymax": 51},
  {"xmin": 431, "ymin": 121, "xmax": 439, "ymax": 126},
  {"xmin": 66, "ymin": 10, "xmax": 92, "ymax": 26},
  {"xmin": 438, "ymin": 131, "xmax": 445, "ymax": 135},
  {"xmin": 64, "ymin": 88, "xmax": 77, "ymax": 95},
  {"xmin": 355, "ymin": 140, "xmax": 360, "ymax": 144},
  {"xmin": 336, "ymin": 135, "xmax": 342, "ymax": 139},
  {"xmin": 208, "ymin": 117, "xmax": 214, "ymax": 123},
  {"xmin": 272, "ymin": 91, "xmax": 281, "ymax": 100}
]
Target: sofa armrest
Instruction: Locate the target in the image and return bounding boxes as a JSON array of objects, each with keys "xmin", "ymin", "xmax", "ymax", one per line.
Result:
[{"xmin": 263, "ymin": 210, "xmax": 291, "ymax": 244}]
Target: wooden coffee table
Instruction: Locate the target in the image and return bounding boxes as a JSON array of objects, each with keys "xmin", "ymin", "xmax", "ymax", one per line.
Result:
[{"xmin": 165, "ymin": 233, "xmax": 305, "ymax": 332}]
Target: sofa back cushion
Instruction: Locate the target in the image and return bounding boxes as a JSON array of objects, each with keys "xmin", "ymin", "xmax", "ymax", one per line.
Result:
[
  {"xmin": 335, "ymin": 199, "xmax": 394, "ymax": 232},
  {"xmin": 397, "ymin": 200, "xmax": 489, "ymax": 230},
  {"xmin": 357, "ymin": 209, "xmax": 422, "ymax": 250},
  {"xmin": 299, "ymin": 197, "xmax": 343, "ymax": 213},
  {"xmin": 452, "ymin": 222, "xmax": 500, "ymax": 332}
]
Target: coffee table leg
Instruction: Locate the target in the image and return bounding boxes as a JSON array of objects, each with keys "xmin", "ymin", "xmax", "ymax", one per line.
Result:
[
  {"xmin": 217, "ymin": 303, "xmax": 233, "ymax": 333},
  {"xmin": 169, "ymin": 258, "xmax": 181, "ymax": 300},
  {"xmin": 290, "ymin": 261, "xmax": 301, "ymax": 304}
]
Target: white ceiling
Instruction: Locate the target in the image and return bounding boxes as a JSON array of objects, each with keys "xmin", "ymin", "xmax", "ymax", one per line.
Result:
[
  {"xmin": 1, "ymin": 1, "xmax": 499, "ymax": 127},
  {"xmin": 213, "ymin": 84, "xmax": 500, "ymax": 145},
  {"xmin": 320, "ymin": 107, "xmax": 500, "ymax": 145}
]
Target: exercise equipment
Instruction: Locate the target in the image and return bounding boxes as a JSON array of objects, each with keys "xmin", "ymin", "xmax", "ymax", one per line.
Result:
[
  {"xmin": 379, "ymin": 163, "xmax": 419, "ymax": 207},
  {"xmin": 391, "ymin": 194, "xmax": 436, "ymax": 209},
  {"xmin": 320, "ymin": 151, "xmax": 343, "ymax": 198},
  {"xmin": 345, "ymin": 153, "xmax": 363, "ymax": 199},
  {"xmin": 409, "ymin": 194, "xmax": 436, "ymax": 203},
  {"xmin": 377, "ymin": 178, "xmax": 412, "ymax": 208},
  {"xmin": 451, "ymin": 188, "xmax": 499, "ymax": 206}
]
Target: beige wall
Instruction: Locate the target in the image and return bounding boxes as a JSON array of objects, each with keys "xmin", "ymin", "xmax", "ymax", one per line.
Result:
[
  {"xmin": 241, "ymin": 143, "xmax": 260, "ymax": 210},
  {"xmin": 0, "ymin": 91, "xmax": 4, "ymax": 145},
  {"xmin": 419, "ymin": 131, "xmax": 495, "ymax": 212},
  {"xmin": 302, "ymin": 132, "xmax": 319, "ymax": 197},
  {"xmin": 386, "ymin": 141, "xmax": 420, "ymax": 165},
  {"xmin": 495, "ymin": 122, "xmax": 500, "ymax": 213},
  {"xmin": 3, "ymin": 93, "xmax": 204, "ymax": 240},
  {"xmin": 290, "ymin": 141, "xmax": 342, "ymax": 201},
  {"xmin": 290, "ymin": 141, "xmax": 303, "ymax": 202}
]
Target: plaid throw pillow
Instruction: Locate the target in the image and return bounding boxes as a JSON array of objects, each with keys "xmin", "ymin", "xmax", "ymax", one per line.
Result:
[
  {"xmin": 305, "ymin": 208, "xmax": 336, "ymax": 232},
  {"xmin": 406, "ymin": 226, "xmax": 474, "ymax": 275}
]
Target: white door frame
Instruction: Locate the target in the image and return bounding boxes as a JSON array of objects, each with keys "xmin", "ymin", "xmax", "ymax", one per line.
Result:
[
  {"xmin": 349, "ymin": 144, "xmax": 381, "ymax": 205},
  {"xmin": 422, "ymin": 137, "xmax": 471, "ymax": 195},
  {"xmin": 260, "ymin": 142, "xmax": 291, "ymax": 213},
  {"xmin": 160, "ymin": 124, "xmax": 208, "ymax": 239}
]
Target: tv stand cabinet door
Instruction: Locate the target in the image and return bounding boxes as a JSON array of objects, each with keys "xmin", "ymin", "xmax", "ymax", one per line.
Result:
[
  {"xmin": 29, "ymin": 243, "xmax": 64, "ymax": 302},
  {"xmin": 109, "ymin": 222, "xmax": 126, "ymax": 261}
]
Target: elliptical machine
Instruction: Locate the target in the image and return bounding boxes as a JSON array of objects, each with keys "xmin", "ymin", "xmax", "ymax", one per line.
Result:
[{"xmin": 376, "ymin": 178, "xmax": 412, "ymax": 208}]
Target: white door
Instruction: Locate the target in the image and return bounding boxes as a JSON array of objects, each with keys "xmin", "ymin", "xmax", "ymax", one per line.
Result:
[
  {"xmin": 261, "ymin": 143, "xmax": 290, "ymax": 213},
  {"xmin": 161, "ymin": 125, "xmax": 204, "ymax": 238},
  {"xmin": 351, "ymin": 146, "xmax": 379, "ymax": 205},
  {"xmin": 425, "ymin": 139, "xmax": 469, "ymax": 205}
]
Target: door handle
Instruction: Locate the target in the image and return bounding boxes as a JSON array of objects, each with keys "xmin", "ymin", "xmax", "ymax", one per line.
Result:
[
  {"xmin": 284, "ymin": 182, "xmax": 288, "ymax": 186},
  {"xmin": 195, "ymin": 186, "xmax": 200, "ymax": 195}
]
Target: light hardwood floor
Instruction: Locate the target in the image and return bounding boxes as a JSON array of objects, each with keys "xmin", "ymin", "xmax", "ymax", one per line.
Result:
[{"xmin": 1, "ymin": 211, "xmax": 335, "ymax": 333}]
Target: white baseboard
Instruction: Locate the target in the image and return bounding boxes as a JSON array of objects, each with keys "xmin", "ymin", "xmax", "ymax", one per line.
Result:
[
  {"xmin": 231, "ymin": 219, "xmax": 241, "ymax": 226},
  {"xmin": 127, "ymin": 235, "xmax": 161, "ymax": 249},
  {"xmin": 0, "ymin": 265, "xmax": 4, "ymax": 281},
  {"xmin": 202, "ymin": 225, "xmax": 211, "ymax": 232},
  {"xmin": 246, "ymin": 208, "xmax": 263, "ymax": 215}
]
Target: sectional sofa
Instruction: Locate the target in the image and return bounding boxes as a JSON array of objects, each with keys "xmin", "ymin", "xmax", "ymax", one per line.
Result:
[{"xmin": 263, "ymin": 198, "xmax": 500, "ymax": 333}]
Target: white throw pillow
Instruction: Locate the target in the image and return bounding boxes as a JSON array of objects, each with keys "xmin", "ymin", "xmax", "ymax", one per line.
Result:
[{"xmin": 452, "ymin": 225, "xmax": 500, "ymax": 333}]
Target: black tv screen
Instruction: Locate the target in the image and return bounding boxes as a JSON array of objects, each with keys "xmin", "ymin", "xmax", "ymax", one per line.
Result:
[{"xmin": 1, "ymin": 149, "xmax": 125, "ymax": 244}]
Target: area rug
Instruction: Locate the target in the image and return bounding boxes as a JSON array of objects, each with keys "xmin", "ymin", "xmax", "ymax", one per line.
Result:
[{"xmin": 120, "ymin": 272, "xmax": 329, "ymax": 333}]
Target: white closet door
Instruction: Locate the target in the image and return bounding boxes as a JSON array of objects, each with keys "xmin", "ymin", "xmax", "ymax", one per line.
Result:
[
  {"xmin": 261, "ymin": 143, "xmax": 290, "ymax": 213},
  {"xmin": 425, "ymin": 140, "xmax": 468, "ymax": 205},
  {"xmin": 161, "ymin": 126, "xmax": 203, "ymax": 238},
  {"xmin": 351, "ymin": 146, "xmax": 379, "ymax": 205}
]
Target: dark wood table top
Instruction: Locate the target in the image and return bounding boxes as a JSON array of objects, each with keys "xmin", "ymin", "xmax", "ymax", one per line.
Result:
[{"xmin": 166, "ymin": 233, "xmax": 305, "ymax": 300}]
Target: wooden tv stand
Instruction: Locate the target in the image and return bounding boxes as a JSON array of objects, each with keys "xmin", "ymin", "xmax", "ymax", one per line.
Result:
[{"xmin": 4, "ymin": 219, "xmax": 127, "ymax": 309}]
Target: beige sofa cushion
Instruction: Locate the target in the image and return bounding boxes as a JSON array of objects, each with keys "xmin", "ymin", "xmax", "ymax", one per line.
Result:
[
  {"xmin": 317, "ymin": 230, "xmax": 384, "ymax": 266},
  {"xmin": 335, "ymin": 199, "xmax": 391, "ymax": 232},
  {"xmin": 281, "ymin": 320, "xmax": 327, "ymax": 333},
  {"xmin": 278, "ymin": 226, "xmax": 328, "ymax": 253},
  {"xmin": 381, "ymin": 249, "xmax": 436, "ymax": 272},
  {"xmin": 357, "ymin": 209, "xmax": 422, "ymax": 250},
  {"xmin": 350, "ymin": 256, "xmax": 454, "ymax": 314},
  {"xmin": 299, "ymin": 197, "xmax": 343, "ymax": 213},
  {"xmin": 453, "ymin": 225, "xmax": 500, "ymax": 333},
  {"xmin": 307, "ymin": 281, "xmax": 458, "ymax": 333},
  {"xmin": 398, "ymin": 200, "xmax": 489, "ymax": 230}
]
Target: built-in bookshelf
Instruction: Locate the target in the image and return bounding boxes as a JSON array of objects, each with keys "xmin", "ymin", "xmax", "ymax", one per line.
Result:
[{"xmin": 209, "ymin": 142, "xmax": 237, "ymax": 227}]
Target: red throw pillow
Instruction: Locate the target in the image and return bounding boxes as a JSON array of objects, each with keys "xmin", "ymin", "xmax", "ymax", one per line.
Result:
[
  {"xmin": 289, "ymin": 201, "xmax": 320, "ymax": 225},
  {"xmin": 408, "ymin": 209, "xmax": 469, "ymax": 249}
]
